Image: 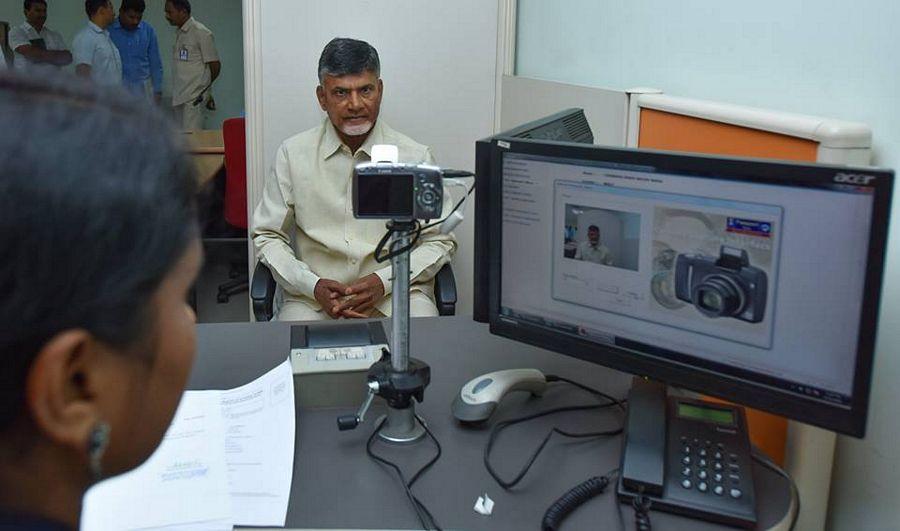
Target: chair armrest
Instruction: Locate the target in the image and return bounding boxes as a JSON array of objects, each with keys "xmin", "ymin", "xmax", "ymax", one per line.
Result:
[
  {"xmin": 433, "ymin": 263, "xmax": 457, "ymax": 316},
  {"xmin": 251, "ymin": 261, "xmax": 276, "ymax": 321}
]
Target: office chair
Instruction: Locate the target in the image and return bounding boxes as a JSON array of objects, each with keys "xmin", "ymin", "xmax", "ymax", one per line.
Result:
[
  {"xmin": 250, "ymin": 262, "xmax": 458, "ymax": 321},
  {"xmin": 216, "ymin": 117, "xmax": 249, "ymax": 303}
]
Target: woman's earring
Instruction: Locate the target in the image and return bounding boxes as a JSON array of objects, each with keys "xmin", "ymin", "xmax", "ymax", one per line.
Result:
[{"xmin": 88, "ymin": 422, "xmax": 111, "ymax": 482}]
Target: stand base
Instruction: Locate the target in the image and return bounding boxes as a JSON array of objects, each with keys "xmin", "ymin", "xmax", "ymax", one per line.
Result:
[{"xmin": 376, "ymin": 406, "xmax": 426, "ymax": 444}]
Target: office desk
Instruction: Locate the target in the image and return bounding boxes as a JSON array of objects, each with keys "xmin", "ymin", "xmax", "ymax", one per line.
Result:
[
  {"xmin": 192, "ymin": 316, "xmax": 792, "ymax": 530},
  {"xmin": 185, "ymin": 129, "xmax": 225, "ymax": 186}
]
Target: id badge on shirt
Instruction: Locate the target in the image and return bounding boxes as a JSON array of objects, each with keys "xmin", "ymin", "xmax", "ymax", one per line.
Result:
[{"xmin": 179, "ymin": 46, "xmax": 189, "ymax": 61}]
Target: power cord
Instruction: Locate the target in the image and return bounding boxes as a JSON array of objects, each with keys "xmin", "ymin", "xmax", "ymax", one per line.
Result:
[
  {"xmin": 751, "ymin": 448, "xmax": 800, "ymax": 531},
  {"xmin": 374, "ymin": 221, "xmax": 422, "ymax": 263},
  {"xmin": 373, "ymin": 174, "xmax": 474, "ymax": 263},
  {"xmin": 419, "ymin": 179, "xmax": 475, "ymax": 232},
  {"xmin": 366, "ymin": 415, "xmax": 443, "ymax": 531},
  {"xmin": 483, "ymin": 375, "xmax": 626, "ymax": 490}
]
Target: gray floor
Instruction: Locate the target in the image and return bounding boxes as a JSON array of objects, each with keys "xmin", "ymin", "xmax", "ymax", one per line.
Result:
[{"xmin": 196, "ymin": 240, "xmax": 251, "ymax": 323}]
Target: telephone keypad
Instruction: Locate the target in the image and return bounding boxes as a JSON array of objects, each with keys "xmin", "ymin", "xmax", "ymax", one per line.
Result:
[{"xmin": 674, "ymin": 440, "xmax": 744, "ymax": 497}]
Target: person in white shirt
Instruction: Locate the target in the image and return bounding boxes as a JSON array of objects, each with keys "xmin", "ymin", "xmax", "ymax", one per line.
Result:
[
  {"xmin": 72, "ymin": 0, "xmax": 122, "ymax": 86},
  {"xmin": 574, "ymin": 225, "xmax": 614, "ymax": 265},
  {"xmin": 252, "ymin": 38, "xmax": 457, "ymax": 321},
  {"xmin": 8, "ymin": 0, "xmax": 72, "ymax": 74},
  {"xmin": 164, "ymin": 0, "xmax": 220, "ymax": 131}
]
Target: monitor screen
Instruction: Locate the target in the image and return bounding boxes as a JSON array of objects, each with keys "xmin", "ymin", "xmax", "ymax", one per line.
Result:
[{"xmin": 486, "ymin": 139, "xmax": 892, "ymax": 437}]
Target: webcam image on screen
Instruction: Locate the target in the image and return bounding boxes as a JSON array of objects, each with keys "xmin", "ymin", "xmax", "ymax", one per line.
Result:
[{"xmin": 562, "ymin": 204, "xmax": 640, "ymax": 271}]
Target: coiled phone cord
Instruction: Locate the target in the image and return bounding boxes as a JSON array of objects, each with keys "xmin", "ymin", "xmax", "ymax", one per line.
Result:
[{"xmin": 541, "ymin": 474, "xmax": 611, "ymax": 531}]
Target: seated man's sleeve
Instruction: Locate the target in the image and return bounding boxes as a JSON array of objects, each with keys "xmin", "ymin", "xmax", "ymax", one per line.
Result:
[
  {"xmin": 373, "ymin": 147, "xmax": 458, "ymax": 295},
  {"xmin": 252, "ymin": 144, "xmax": 320, "ymax": 299}
]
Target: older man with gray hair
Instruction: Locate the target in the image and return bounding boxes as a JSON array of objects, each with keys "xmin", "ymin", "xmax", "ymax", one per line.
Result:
[{"xmin": 252, "ymin": 37, "xmax": 456, "ymax": 322}]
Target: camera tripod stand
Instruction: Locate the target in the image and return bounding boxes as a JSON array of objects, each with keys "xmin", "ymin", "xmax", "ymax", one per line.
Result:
[{"xmin": 338, "ymin": 220, "xmax": 431, "ymax": 443}]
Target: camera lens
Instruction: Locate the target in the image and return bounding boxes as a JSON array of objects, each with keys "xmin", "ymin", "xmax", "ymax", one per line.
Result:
[
  {"xmin": 691, "ymin": 274, "xmax": 746, "ymax": 318},
  {"xmin": 701, "ymin": 290, "xmax": 724, "ymax": 311}
]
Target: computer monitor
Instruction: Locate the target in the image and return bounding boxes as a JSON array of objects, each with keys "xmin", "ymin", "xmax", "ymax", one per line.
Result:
[
  {"xmin": 478, "ymin": 137, "xmax": 892, "ymax": 437},
  {"xmin": 474, "ymin": 109, "xmax": 594, "ymax": 322}
]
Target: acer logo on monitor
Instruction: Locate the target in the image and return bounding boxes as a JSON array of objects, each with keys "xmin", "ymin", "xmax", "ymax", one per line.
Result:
[{"xmin": 834, "ymin": 173, "xmax": 876, "ymax": 185}]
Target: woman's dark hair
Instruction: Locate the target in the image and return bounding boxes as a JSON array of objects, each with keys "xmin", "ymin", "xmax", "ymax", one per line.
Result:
[
  {"xmin": 0, "ymin": 71, "xmax": 198, "ymax": 432},
  {"xmin": 318, "ymin": 37, "xmax": 380, "ymax": 84}
]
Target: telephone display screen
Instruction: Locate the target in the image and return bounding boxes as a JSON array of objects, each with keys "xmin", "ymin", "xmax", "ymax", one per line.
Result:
[{"xmin": 677, "ymin": 403, "xmax": 735, "ymax": 426}]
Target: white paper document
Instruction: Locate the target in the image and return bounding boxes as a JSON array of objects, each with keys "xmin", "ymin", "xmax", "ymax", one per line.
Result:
[
  {"xmin": 223, "ymin": 358, "xmax": 296, "ymax": 526},
  {"xmin": 81, "ymin": 358, "xmax": 296, "ymax": 530},
  {"xmin": 81, "ymin": 391, "xmax": 233, "ymax": 531}
]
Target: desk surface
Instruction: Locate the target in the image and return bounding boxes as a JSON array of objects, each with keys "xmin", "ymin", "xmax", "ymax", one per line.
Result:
[
  {"xmin": 184, "ymin": 129, "xmax": 225, "ymax": 186},
  {"xmin": 185, "ymin": 129, "xmax": 225, "ymax": 154},
  {"xmin": 192, "ymin": 316, "xmax": 791, "ymax": 531}
]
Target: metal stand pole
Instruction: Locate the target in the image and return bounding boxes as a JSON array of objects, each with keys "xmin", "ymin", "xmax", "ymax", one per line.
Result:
[{"xmin": 377, "ymin": 222, "xmax": 426, "ymax": 443}]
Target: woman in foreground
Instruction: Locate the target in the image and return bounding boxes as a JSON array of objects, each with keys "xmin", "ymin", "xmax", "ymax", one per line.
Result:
[{"xmin": 0, "ymin": 71, "xmax": 201, "ymax": 530}]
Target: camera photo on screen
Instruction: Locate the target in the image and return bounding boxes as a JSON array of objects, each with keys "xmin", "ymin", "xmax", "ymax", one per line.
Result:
[
  {"xmin": 650, "ymin": 206, "xmax": 780, "ymax": 348},
  {"xmin": 562, "ymin": 204, "xmax": 640, "ymax": 271},
  {"xmin": 551, "ymin": 178, "xmax": 781, "ymax": 350}
]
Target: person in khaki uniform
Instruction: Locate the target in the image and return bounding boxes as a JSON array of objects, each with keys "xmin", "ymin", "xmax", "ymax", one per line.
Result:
[
  {"xmin": 164, "ymin": 0, "xmax": 219, "ymax": 130},
  {"xmin": 252, "ymin": 38, "xmax": 457, "ymax": 322}
]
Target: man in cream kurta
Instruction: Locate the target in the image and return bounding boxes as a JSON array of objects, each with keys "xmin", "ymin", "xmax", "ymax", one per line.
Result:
[{"xmin": 252, "ymin": 38, "xmax": 456, "ymax": 321}]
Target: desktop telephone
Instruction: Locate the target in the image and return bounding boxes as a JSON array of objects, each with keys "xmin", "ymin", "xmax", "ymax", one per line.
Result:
[{"xmin": 617, "ymin": 379, "xmax": 757, "ymax": 528}]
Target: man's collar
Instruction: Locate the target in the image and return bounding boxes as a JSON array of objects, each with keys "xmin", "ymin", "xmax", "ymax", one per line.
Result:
[
  {"xmin": 321, "ymin": 119, "xmax": 384, "ymax": 160},
  {"xmin": 23, "ymin": 21, "xmax": 43, "ymax": 34},
  {"xmin": 112, "ymin": 19, "xmax": 141, "ymax": 32},
  {"xmin": 358, "ymin": 121, "xmax": 385, "ymax": 159},
  {"xmin": 179, "ymin": 17, "xmax": 195, "ymax": 32},
  {"xmin": 88, "ymin": 21, "xmax": 104, "ymax": 33}
]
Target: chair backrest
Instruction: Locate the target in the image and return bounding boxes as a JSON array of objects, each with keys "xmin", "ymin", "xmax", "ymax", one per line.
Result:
[{"xmin": 222, "ymin": 117, "xmax": 248, "ymax": 229}]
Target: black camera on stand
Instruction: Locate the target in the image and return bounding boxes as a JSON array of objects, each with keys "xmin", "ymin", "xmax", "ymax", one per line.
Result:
[
  {"xmin": 339, "ymin": 159, "xmax": 445, "ymax": 444},
  {"xmin": 674, "ymin": 246, "xmax": 768, "ymax": 323}
]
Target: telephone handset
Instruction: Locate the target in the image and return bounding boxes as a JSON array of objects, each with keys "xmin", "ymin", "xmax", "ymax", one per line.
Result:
[{"xmin": 617, "ymin": 378, "xmax": 758, "ymax": 529}]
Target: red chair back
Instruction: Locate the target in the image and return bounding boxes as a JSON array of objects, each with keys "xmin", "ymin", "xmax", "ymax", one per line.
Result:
[{"xmin": 222, "ymin": 117, "xmax": 248, "ymax": 229}]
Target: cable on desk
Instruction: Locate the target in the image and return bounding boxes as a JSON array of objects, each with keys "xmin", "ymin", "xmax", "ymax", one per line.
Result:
[
  {"xmin": 366, "ymin": 415, "xmax": 444, "ymax": 531},
  {"xmin": 632, "ymin": 487, "xmax": 652, "ymax": 531},
  {"xmin": 541, "ymin": 472, "xmax": 614, "ymax": 531},
  {"xmin": 751, "ymin": 447, "xmax": 800, "ymax": 531},
  {"xmin": 483, "ymin": 376, "xmax": 626, "ymax": 490}
]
